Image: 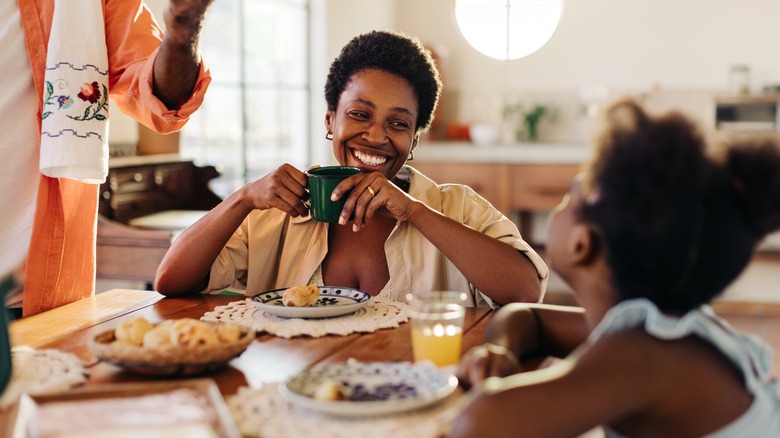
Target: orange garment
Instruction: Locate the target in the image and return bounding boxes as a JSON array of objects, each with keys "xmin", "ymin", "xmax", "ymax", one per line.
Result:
[{"xmin": 19, "ymin": 0, "xmax": 211, "ymax": 316}]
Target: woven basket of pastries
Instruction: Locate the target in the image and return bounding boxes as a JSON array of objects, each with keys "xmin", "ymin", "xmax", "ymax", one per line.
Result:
[{"xmin": 89, "ymin": 317, "xmax": 255, "ymax": 376}]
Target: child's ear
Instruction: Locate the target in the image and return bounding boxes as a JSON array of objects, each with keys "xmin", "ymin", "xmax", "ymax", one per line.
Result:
[{"xmin": 569, "ymin": 224, "xmax": 601, "ymax": 265}]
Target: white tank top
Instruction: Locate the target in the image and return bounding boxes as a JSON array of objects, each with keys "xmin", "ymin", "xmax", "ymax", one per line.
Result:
[{"xmin": 591, "ymin": 298, "xmax": 780, "ymax": 437}]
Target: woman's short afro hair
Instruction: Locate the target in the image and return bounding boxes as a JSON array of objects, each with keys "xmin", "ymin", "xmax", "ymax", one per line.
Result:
[{"xmin": 324, "ymin": 30, "xmax": 442, "ymax": 135}]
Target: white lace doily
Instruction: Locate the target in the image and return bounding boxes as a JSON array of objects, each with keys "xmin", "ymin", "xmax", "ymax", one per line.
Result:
[
  {"xmin": 201, "ymin": 298, "xmax": 409, "ymax": 339},
  {"xmin": 0, "ymin": 346, "xmax": 88, "ymax": 410},
  {"xmin": 227, "ymin": 382, "xmax": 463, "ymax": 438}
]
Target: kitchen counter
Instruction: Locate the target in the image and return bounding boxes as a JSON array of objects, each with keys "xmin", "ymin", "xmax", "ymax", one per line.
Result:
[{"xmin": 416, "ymin": 141, "xmax": 592, "ymax": 164}]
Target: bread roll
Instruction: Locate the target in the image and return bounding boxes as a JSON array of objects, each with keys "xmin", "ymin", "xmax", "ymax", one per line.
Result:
[
  {"xmin": 215, "ymin": 324, "xmax": 242, "ymax": 343},
  {"xmin": 282, "ymin": 285, "xmax": 320, "ymax": 307},
  {"xmin": 142, "ymin": 325, "xmax": 172, "ymax": 349},
  {"xmin": 115, "ymin": 317, "xmax": 154, "ymax": 346},
  {"xmin": 169, "ymin": 318, "xmax": 219, "ymax": 348}
]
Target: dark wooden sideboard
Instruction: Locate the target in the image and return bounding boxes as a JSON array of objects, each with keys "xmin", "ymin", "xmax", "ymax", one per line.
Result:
[
  {"xmin": 98, "ymin": 154, "xmax": 221, "ymax": 223},
  {"xmin": 96, "ymin": 154, "xmax": 222, "ymax": 284}
]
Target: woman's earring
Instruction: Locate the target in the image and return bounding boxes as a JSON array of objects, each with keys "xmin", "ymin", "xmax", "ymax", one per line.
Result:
[
  {"xmin": 408, "ymin": 150, "xmax": 415, "ymax": 161},
  {"xmin": 325, "ymin": 132, "xmax": 333, "ymax": 141}
]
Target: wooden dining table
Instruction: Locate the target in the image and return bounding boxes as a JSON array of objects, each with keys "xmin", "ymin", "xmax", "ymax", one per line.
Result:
[
  {"xmin": 5, "ymin": 289, "xmax": 493, "ymax": 417},
  {"xmin": 5, "ymin": 289, "xmax": 779, "ymax": 438}
]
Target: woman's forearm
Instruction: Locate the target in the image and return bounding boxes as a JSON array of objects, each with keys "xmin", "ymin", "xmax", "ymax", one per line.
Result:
[
  {"xmin": 406, "ymin": 203, "xmax": 542, "ymax": 304},
  {"xmin": 154, "ymin": 191, "xmax": 252, "ymax": 295},
  {"xmin": 152, "ymin": 1, "xmax": 212, "ymax": 109}
]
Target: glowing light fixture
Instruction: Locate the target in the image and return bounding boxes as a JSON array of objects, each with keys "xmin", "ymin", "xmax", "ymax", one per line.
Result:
[{"xmin": 455, "ymin": 0, "xmax": 563, "ymax": 61}]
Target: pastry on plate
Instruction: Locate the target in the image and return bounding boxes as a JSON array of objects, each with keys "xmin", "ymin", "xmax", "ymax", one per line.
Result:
[
  {"xmin": 313, "ymin": 379, "xmax": 346, "ymax": 401},
  {"xmin": 282, "ymin": 285, "xmax": 320, "ymax": 307}
]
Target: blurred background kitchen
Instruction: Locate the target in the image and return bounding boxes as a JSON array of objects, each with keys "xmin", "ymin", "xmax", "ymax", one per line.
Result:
[{"xmin": 100, "ymin": 0, "xmax": 780, "ymax": 304}]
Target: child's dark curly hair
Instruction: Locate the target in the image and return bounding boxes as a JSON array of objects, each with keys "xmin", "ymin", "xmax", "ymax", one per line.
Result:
[
  {"xmin": 324, "ymin": 30, "xmax": 442, "ymax": 135},
  {"xmin": 578, "ymin": 98, "xmax": 780, "ymax": 312}
]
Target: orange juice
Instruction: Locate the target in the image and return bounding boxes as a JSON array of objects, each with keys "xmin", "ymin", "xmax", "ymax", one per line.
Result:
[
  {"xmin": 411, "ymin": 323, "xmax": 463, "ymax": 366},
  {"xmin": 408, "ymin": 293, "xmax": 466, "ymax": 367}
]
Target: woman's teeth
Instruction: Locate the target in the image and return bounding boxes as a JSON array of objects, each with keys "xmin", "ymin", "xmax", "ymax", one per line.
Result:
[{"xmin": 354, "ymin": 150, "xmax": 387, "ymax": 166}]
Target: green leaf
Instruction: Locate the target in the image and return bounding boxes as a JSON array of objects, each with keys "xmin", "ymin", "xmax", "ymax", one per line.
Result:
[
  {"xmin": 42, "ymin": 112, "xmax": 52, "ymax": 120},
  {"xmin": 95, "ymin": 114, "xmax": 106, "ymax": 121}
]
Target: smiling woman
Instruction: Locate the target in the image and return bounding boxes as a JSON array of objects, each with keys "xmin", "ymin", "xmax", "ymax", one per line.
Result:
[
  {"xmin": 154, "ymin": 30, "xmax": 548, "ymax": 310},
  {"xmin": 454, "ymin": 0, "xmax": 563, "ymax": 60}
]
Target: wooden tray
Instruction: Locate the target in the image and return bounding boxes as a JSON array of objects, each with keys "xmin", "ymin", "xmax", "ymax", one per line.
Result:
[{"xmin": 5, "ymin": 378, "xmax": 240, "ymax": 438}]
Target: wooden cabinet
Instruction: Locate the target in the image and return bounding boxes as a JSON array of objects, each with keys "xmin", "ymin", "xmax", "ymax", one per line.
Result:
[
  {"xmin": 411, "ymin": 162, "xmax": 511, "ymax": 212},
  {"xmin": 411, "ymin": 162, "xmax": 580, "ymax": 215},
  {"xmin": 96, "ymin": 155, "xmax": 222, "ymax": 283},
  {"xmin": 510, "ymin": 164, "xmax": 580, "ymax": 211},
  {"xmin": 99, "ymin": 156, "xmax": 219, "ymax": 225},
  {"xmin": 411, "ymin": 161, "xmax": 580, "ymax": 244}
]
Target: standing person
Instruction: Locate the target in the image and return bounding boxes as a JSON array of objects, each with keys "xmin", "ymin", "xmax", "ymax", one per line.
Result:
[
  {"xmin": 453, "ymin": 98, "xmax": 780, "ymax": 436},
  {"xmin": 155, "ymin": 30, "xmax": 547, "ymax": 307},
  {"xmin": 1, "ymin": 0, "xmax": 213, "ymax": 317}
]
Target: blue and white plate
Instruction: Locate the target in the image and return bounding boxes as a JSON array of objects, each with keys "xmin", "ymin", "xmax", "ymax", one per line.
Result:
[
  {"xmin": 280, "ymin": 361, "xmax": 458, "ymax": 417},
  {"xmin": 250, "ymin": 286, "xmax": 371, "ymax": 319}
]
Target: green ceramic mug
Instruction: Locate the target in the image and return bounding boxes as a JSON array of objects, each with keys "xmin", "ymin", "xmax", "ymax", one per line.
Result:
[{"xmin": 306, "ymin": 166, "xmax": 361, "ymax": 223}]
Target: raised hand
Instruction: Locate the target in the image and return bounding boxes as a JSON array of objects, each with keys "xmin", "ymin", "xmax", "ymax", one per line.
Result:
[
  {"xmin": 163, "ymin": 0, "xmax": 215, "ymax": 44},
  {"xmin": 330, "ymin": 171, "xmax": 418, "ymax": 231},
  {"xmin": 239, "ymin": 163, "xmax": 310, "ymax": 218},
  {"xmin": 154, "ymin": 0, "xmax": 215, "ymax": 109}
]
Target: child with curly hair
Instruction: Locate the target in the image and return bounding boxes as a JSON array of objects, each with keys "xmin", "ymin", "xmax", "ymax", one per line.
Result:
[{"xmin": 454, "ymin": 98, "xmax": 780, "ymax": 437}]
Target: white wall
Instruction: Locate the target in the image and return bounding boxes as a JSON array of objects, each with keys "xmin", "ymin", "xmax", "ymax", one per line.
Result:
[
  {"xmin": 378, "ymin": 0, "xmax": 780, "ymax": 141},
  {"xmin": 308, "ymin": 0, "xmax": 398, "ymax": 165},
  {"xmin": 396, "ymin": 0, "xmax": 780, "ymax": 90},
  {"xmin": 324, "ymin": 0, "xmax": 396, "ymax": 64},
  {"xmin": 117, "ymin": 1, "xmax": 780, "ymax": 146}
]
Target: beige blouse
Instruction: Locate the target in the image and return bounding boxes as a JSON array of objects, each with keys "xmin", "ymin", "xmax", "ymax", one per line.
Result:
[{"xmin": 207, "ymin": 166, "xmax": 549, "ymax": 308}]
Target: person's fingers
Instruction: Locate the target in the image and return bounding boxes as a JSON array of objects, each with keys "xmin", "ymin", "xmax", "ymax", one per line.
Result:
[
  {"xmin": 332, "ymin": 173, "xmax": 382, "ymax": 228},
  {"xmin": 456, "ymin": 347, "xmax": 489, "ymax": 390},
  {"xmin": 351, "ymin": 183, "xmax": 379, "ymax": 230},
  {"xmin": 279, "ymin": 164, "xmax": 308, "ymax": 196},
  {"xmin": 273, "ymin": 192, "xmax": 308, "ymax": 218},
  {"xmin": 483, "ymin": 343, "xmax": 521, "ymax": 377},
  {"xmin": 247, "ymin": 164, "xmax": 309, "ymax": 216},
  {"xmin": 330, "ymin": 174, "xmax": 363, "ymax": 201}
]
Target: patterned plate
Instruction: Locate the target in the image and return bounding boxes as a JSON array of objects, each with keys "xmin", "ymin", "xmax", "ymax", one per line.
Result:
[
  {"xmin": 279, "ymin": 361, "xmax": 458, "ymax": 417},
  {"xmin": 250, "ymin": 286, "xmax": 371, "ymax": 319}
]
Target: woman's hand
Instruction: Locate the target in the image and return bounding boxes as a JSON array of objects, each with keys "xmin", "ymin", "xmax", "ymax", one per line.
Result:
[
  {"xmin": 331, "ymin": 171, "xmax": 418, "ymax": 230},
  {"xmin": 456, "ymin": 343, "xmax": 523, "ymax": 390},
  {"xmin": 239, "ymin": 163, "xmax": 310, "ymax": 218}
]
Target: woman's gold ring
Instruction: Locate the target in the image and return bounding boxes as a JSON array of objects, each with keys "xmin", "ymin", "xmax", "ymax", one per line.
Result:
[{"xmin": 367, "ymin": 186, "xmax": 376, "ymax": 197}]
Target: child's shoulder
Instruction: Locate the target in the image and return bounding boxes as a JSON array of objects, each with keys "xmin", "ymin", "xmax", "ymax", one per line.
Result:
[
  {"xmin": 578, "ymin": 328, "xmax": 753, "ymax": 435},
  {"xmin": 578, "ymin": 328, "xmax": 684, "ymax": 382}
]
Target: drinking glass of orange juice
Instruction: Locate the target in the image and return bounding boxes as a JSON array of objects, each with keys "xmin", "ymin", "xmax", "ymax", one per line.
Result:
[{"xmin": 408, "ymin": 291, "xmax": 467, "ymax": 367}]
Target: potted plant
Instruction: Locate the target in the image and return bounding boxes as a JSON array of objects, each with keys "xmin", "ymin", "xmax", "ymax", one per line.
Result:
[{"xmin": 502, "ymin": 102, "xmax": 554, "ymax": 142}]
